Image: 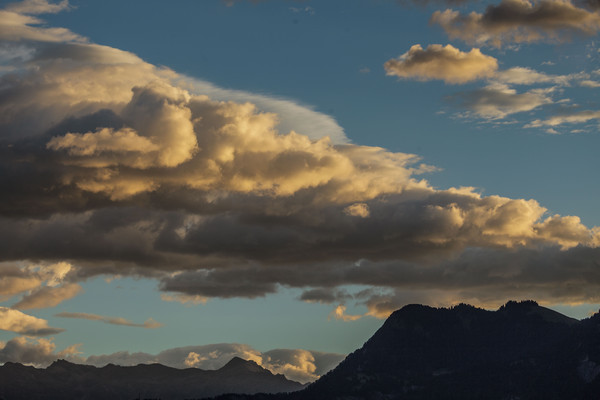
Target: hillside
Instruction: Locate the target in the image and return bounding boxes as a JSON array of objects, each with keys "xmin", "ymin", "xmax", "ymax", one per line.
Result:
[{"xmin": 209, "ymin": 301, "xmax": 600, "ymax": 400}]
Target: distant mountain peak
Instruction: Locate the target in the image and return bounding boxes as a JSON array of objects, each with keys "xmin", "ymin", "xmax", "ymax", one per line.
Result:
[
  {"xmin": 48, "ymin": 359, "xmax": 78, "ymax": 369},
  {"xmin": 500, "ymin": 299, "xmax": 539, "ymax": 309},
  {"xmin": 220, "ymin": 357, "xmax": 264, "ymax": 374},
  {"xmin": 0, "ymin": 357, "xmax": 303, "ymax": 400},
  {"xmin": 499, "ymin": 299, "xmax": 578, "ymax": 325}
]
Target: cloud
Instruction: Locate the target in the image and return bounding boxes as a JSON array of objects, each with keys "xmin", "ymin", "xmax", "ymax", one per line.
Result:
[
  {"xmin": 299, "ymin": 288, "xmax": 353, "ymax": 304},
  {"xmin": 0, "ymin": 307, "xmax": 64, "ymax": 335},
  {"xmin": 579, "ymin": 79, "xmax": 600, "ymax": 87},
  {"xmin": 0, "ymin": 262, "xmax": 80, "ymax": 308},
  {"xmin": 384, "ymin": 44, "xmax": 498, "ymax": 84},
  {"xmin": 0, "ymin": 336, "xmax": 80, "ymax": 367},
  {"xmin": 448, "ymin": 83, "xmax": 554, "ymax": 118},
  {"xmin": 55, "ymin": 312, "xmax": 163, "ymax": 328},
  {"xmin": 0, "ymin": 2, "xmax": 599, "ymax": 313},
  {"xmin": 527, "ymin": 109, "xmax": 600, "ymax": 126},
  {"xmin": 0, "ymin": 9, "xmax": 83, "ymax": 42},
  {"xmin": 0, "ymin": 265, "xmax": 43, "ymax": 297},
  {"xmin": 343, "ymin": 203, "xmax": 370, "ymax": 218},
  {"xmin": 358, "ymin": 244, "xmax": 600, "ymax": 316},
  {"xmin": 492, "ymin": 67, "xmax": 575, "ymax": 85},
  {"xmin": 160, "ymin": 293, "xmax": 209, "ymax": 305},
  {"xmin": 580, "ymin": 0, "xmax": 600, "ymax": 9},
  {"xmin": 262, "ymin": 349, "xmax": 345, "ymax": 383},
  {"xmin": 431, "ymin": 0, "xmax": 600, "ymax": 47},
  {"xmin": 175, "ymin": 77, "xmax": 347, "ymax": 144},
  {"xmin": 328, "ymin": 305, "xmax": 363, "ymax": 322},
  {"xmin": 5, "ymin": 0, "xmax": 70, "ymax": 15},
  {"xmin": 12, "ymin": 283, "xmax": 82, "ymax": 310}
]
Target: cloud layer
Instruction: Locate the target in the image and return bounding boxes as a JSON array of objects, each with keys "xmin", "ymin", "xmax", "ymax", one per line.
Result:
[{"xmin": 0, "ymin": 0, "xmax": 599, "ymax": 320}]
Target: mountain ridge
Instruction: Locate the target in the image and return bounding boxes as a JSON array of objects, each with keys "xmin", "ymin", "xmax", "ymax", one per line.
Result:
[
  {"xmin": 0, "ymin": 357, "xmax": 304, "ymax": 400},
  {"xmin": 207, "ymin": 301, "xmax": 600, "ymax": 400}
]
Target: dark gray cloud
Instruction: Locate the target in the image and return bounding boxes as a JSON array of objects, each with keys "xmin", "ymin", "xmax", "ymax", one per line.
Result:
[
  {"xmin": 579, "ymin": 0, "xmax": 600, "ymax": 9},
  {"xmin": 432, "ymin": 0, "xmax": 600, "ymax": 46},
  {"xmin": 0, "ymin": 336, "xmax": 79, "ymax": 366},
  {"xmin": 157, "ymin": 245, "xmax": 600, "ymax": 311}
]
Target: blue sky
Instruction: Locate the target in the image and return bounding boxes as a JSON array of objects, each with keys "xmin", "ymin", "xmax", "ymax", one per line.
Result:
[{"xmin": 1, "ymin": 0, "xmax": 600, "ymax": 383}]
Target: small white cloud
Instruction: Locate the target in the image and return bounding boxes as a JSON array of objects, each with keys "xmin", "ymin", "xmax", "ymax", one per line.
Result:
[
  {"xmin": 385, "ymin": 44, "xmax": 498, "ymax": 84},
  {"xmin": 580, "ymin": 80, "xmax": 600, "ymax": 88},
  {"xmin": 328, "ymin": 304, "xmax": 363, "ymax": 322},
  {"xmin": 344, "ymin": 203, "xmax": 370, "ymax": 218}
]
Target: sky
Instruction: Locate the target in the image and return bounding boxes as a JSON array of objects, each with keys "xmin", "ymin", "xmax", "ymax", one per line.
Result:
[{"xmin": 1, "ymin": 0, "xmax": 600, "ymax": 384}]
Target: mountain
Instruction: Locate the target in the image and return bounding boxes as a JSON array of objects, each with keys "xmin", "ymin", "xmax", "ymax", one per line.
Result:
[
  {"xmin": 208, "ymin": 300, "xmax": 600, "ymax": 400},
  {"xmin": 0, "ymin": 357, "xmax": 303, "ymax": 400}
]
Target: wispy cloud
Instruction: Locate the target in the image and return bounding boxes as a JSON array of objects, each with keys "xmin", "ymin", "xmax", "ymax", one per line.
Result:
[
  {"xmin": 5, "ymin": 0, "xmax": 70, "ymax": 15},
  {"xmin": 55, "ymin": 312, "xmax": 163, "ymax": 329},
  {"xmin": 12, "ymin": 283, "xmax": 82, "ymax": 310},
  {"xmin": 447, "ymin": 83, "xmax": 554, "ymax": 118},
  {"xmin": 526, "ymin": 109, "xmax": 600, "ymax": 127},
  {"xmin": 492, "ymin": 67, "xmax": 575, "ymax": 86}
]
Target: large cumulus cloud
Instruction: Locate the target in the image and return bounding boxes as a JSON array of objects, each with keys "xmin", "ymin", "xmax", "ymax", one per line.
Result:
[{"xmin": 0, "ymin": 0, "xmax": 599, "ymax": 317}]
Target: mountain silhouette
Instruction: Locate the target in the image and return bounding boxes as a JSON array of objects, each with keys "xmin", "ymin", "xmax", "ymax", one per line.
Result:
[
  {"xmin": 208, "ymin": 300, "xmax": 600, "ymax": 400},
  {"xmin": 0, "ymin": 357, "xmax": 303, "ymax": 400}
]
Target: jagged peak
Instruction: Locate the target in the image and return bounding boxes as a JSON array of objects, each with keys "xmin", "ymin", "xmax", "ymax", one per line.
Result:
[
  {"xmin": 49, "ymin": 359, "xmax": 75, "ymax": 368},
  {"xmin": 219, "ymin": 356, "xmax": 264, "ymax": 373},
  {"xmin": 499, "ymin": 300, "xmax": 539, "ymax": 310},
  {"xmin": 498, "ymin": 300, "xmax": 578, "ymax": 325}
]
